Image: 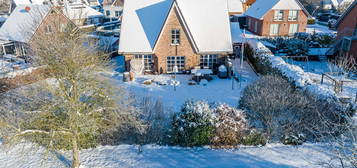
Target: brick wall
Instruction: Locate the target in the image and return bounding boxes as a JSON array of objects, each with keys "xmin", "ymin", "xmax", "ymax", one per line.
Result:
[
  {"xmin": 124, "ymin": 5, "xmax": 228, "ymax": 74},
  {"xmin": 337, "ymin": 4, "xmax": 357, "ymax": 40},
  {"xmin": 247, "ymin": 9, "xmax": 307, "ymax": 36}
]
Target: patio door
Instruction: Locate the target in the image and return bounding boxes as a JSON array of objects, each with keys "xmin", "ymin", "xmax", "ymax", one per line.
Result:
[{"xmin": 167, "ymin": 56, "xmax": 185, "ymax": 73}]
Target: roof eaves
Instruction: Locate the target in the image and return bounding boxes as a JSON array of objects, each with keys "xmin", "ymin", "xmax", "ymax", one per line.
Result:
[{"xmin": 335, "ymin": 0, "xmax": 357, "ymax": 28}]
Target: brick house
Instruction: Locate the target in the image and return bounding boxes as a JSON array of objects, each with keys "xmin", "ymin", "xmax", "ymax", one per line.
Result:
[
  {"xmin": 0, "ymin": 4, "xmax": 76, "ymax": 57},
  {"xmin": 334, "ymin": 0, "xmax": 357, "ymax": 63},
  {"xmin": 118, "ymin": 0, "xmax": 233, "ymax": 74},
  {"xmin": 102, "ymin": 0, "xmax": 124, "ymax": 21},
  {"xmin": 244, "ymin": 0, "xmax": 309, "ymax": 36}
]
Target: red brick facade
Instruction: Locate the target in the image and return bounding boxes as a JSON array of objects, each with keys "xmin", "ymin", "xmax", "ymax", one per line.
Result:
[
  {"xmin": 124, "ymin": 5, "xmax": 227, "ymax": 74},
  {"xmin": 247, "ymin": 10, "xmax": 308, "ymax": 36},
  {"xmin": 336, "ymin": 2, "xmax": 357, "ymax": 62}
]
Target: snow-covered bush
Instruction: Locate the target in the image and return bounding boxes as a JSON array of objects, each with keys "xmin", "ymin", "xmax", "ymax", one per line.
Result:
[
  {"xmin": 244, "ymin": 45, "xmax": 281, "ymax": 76},
  {"xmin": 261, "ymin": 37, "xmax": 309, "ymax": 56},
  {"xmin": 242, "ymin": 130, "xmax": 267, "ymax": 146},
  {"xmin": 212, "ymin": 104, "xmax": 249, "ymax": 147},
  {"xmin": 170, "ymin": 100, "xmax": 215, "ymax": 147},
  {"xmin": 285, "ymin": 39, "xmax": 309, "ymax": 56},
  {"xmin": 294, "ymin": 32, "xmax": 336, "ymax": 48},
  {"xmin": 240, "ymin": 75, "xmax": 352, "ymax": 142}
]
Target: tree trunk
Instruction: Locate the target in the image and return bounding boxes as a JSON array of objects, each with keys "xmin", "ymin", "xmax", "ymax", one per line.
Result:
[{"xmin": 71, "ymin": 136, "xmax": 80, "ymax": 168}]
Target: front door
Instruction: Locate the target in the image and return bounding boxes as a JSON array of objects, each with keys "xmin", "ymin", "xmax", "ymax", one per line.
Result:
[{"xmin": 167, "ymin": 56, "xmax": 185, "ymax": 73}]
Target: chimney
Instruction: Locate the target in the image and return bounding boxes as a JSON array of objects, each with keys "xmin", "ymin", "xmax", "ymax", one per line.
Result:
[{"xmin": 25, "ymin": 6, "xmax": 31, "ymax": 12}]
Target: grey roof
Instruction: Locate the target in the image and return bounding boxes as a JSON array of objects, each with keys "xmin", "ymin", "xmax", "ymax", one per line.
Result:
[{"xmin": 0, "ymin": 4, "xmax": 51, "ymax": 43}]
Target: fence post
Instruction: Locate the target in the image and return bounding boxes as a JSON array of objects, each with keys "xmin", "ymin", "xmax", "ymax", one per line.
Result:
[{"xmin": 321, "ymin": 74, "xmax": 324, "ymax": 84}]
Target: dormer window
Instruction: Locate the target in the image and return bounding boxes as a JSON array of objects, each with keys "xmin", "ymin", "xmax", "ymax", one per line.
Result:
[
  {"xmin": 171, "ymin": 29, "xmax": 180, "ymax": 45},
  {"xmin": 274, "ymin": 10, "xmax": 284, "ymax": 21},
  {"xmin": 288, "ymin": 10, "xmax": 298, "ymax": 21}
]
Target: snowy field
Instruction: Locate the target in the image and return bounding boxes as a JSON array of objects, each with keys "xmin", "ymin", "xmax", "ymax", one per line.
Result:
[
  {"xmin": 111, "ymin": 60, "xmax": 258, "ymax": 111},
  {"xmin": 0, "ymin": 142, "xmax": 338, "ymax": 168},
  {"xmin": 282, "ymin": 59, "xmax": 357, "ymax": 100}
]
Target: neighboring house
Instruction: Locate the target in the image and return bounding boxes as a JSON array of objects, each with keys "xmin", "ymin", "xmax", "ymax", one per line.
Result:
[
  {"xmin": 322, "ymin": 0, "xmax": 355, "ymax": 10},
  {"xmin": 10, "ymin": 0, "xmax": 104, "ymax": 26},
  {"xmin": 118, "ymin": 0, "xmax": 233, "ymax": 74},
  {"xmin": 334, "ymin": 0, "xmax": 357, "ymax": 62},
  {"xmin": 228, "ymin": 0, "xmax": 243, "ymax": 15},
  {"xmin": 102, "ymin": 0, "xmax": 124, "ymax": 21},
  {"xmin": 242, "ymin": 0, "xmax": 256, "ymax": 12},
  {"xmin": 244, "ymin": 0, "xmax": 309, "ymax": 36},
  {"xmin": 63, "ymin": 2, "xmax": 104, "ymax": 26},
  {"xmin": 0, "ymin": 4, "xmax": 76, "ymax": 57}
]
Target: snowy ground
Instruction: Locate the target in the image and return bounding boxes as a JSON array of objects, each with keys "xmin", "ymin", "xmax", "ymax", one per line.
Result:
[
  {"xmin": 0, "ymin": 142, "xmax": 338, "ymax": 168},
  {"xmin": 282, "ymin": 58, "xmax": 357, "ymax": 100},
  {"xmin": 111, "ymin": 60, "xmax": 258, "ymax": 111},
  {"xmin": 306, "ymin": 24, "xmax": 336, "ymax": 34}
]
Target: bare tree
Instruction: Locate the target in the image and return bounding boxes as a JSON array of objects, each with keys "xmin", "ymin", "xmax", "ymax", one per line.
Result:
[{"xmin": 0, "ymin": 20, "xmax": 141, "ymax": 168}]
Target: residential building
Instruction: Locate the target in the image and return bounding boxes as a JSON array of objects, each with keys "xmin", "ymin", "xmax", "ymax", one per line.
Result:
[
  {"xmin": 118, "ymin": 0, "xmax": 233, "ymax": 74},
  {"xmin": 63, "ymin": 2, "xmax": 104, "ymax": 26},
  {"xmin": 0, "ymin": 4, "xmax": 76, "ymax": 57},
  {"xmin": 10, "ymin": 0, "xmax": 104, "ymax": 26},
  {"xmin": 102, "ymin": 0, "xmax": 124, "ymax": 21},
  {"xmin": 335, "ymin": 0, "xmax": 357, "ymax": 62},
  {"xmin": 244, "ymin": 0, "xmax": 309, "ymax": 36}
]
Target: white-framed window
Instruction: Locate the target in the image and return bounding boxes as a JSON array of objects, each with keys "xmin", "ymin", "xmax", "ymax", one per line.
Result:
[
  {"xmin": 254, "ymin": 21, "xmax": 258, "ymax": 32},
  {"xmin": 171, "ymin": 29, "xmax": 180, "ymax": 45},
  {"xmin": 288, "ymin": 10, "xmax": 298, "ymax": 21},
  {"xmin": 270, "ymin": 24, "xmax": 280, "ymax": 35},
  {"xmin": 274, "ymin": 10, "xmax": 284, "ymax": 21},
  {"xmin": 106, "ymin": 10, "xmax": 110, "ymax": 16},
  {"xmin": 60, "ymin": 24, "xmax": 67, "ymax": 32},
  {"xmin": 200, "ymin": 55, "xmax": 218, "ymax": 69},
  {"xmin": 247, "ymin": 18, "xmax": 251, "ymax": 29},
  {"xmin": 342, "ymin": 37, "xmax": 352, "ymax": 51},
  {"xmin": 115, "ymin": 11, "xmax": 121, "ymax": 17},
  {"xmin": 45, "ymin": 25, "xmax": 53, "ymax": 34},
  {"xmin": 134, "ymin": 55, "xmax": 153, "ymax": 71},
  {"xmin": 167, "ymin": 56, "xmax": 185, "ymax": 72},
  {"xmin": 289, "ymin": 24, "xmax": 299, "ymax": 35}
]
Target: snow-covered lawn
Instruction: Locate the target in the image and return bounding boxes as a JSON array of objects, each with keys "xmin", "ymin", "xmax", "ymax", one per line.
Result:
[
  {"xmin": 111, "ymin": 60, "xmax": 258, "ymax": 111},
  {"xmin": 0, "ymin": 142, "xmax": 337, "ymax": 168},
  {"xmin": 306, "ymin": 24, "xmax": 336, "ymax": 34},
  {"xmin": 282, "ymin": 58, "xmax": 357, "ymax": 100}
]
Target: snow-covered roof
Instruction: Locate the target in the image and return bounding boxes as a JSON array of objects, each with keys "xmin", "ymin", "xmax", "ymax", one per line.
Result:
[
  {"xmin": 0, "ymin": 5, "xmax": 51, "ymax": 43},
  {"xmin": 230, "ymin": 22, "xmax": 243, "ymax": 43},
  {"xmin": 244, "ymin": 0, "xmax": 303, "ymax": 19},
  {"xmin": 335, "ymin": 0, "xmax": 357, "ymax": 28},
  {"xmin": 228, "ymin": 0, "xmax": 243, "ymax": 14},
  {"xmin": 119, "ymin": 0, "xmax": 233, "ymax": 54},
  {"xmin": 330, "ymin": 0, "xmax": 355, "ymax": 8},
  {"xmin": 63, "ymin": 2, "xmax": 104, "ymax": 20}
]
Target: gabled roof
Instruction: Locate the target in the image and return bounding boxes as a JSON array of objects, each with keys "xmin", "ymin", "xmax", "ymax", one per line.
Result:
[
  {"xmin": 228, "ymin": 0, "xmax": 243, "ymax": 14},
  {"xmin": 0, "ymin": 4, "xmax": 51, "ymax": 43},
  {"xmin": 330, "ymin": 0, "xmax": 355, "ymax": 8},
  {"xmin": 119, "ymin": 0, "xmax": 233, "ymax": 54},
  {"xmin": 244, "ymin": 0, "xmax": 309, "ymax": 20},
  {"xmin": 63, "ymin": 2, "xmax": 104, "ymax": 20},
  {"xmin": 335, "ymin": 0, "xmax": 357, "ymax": 28}
]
